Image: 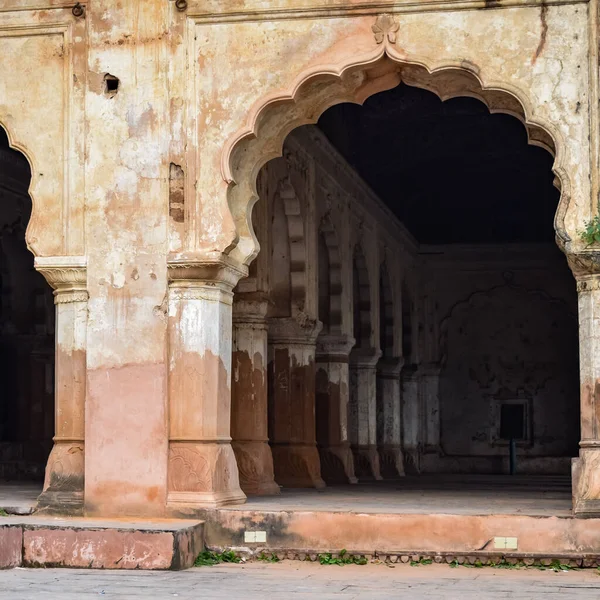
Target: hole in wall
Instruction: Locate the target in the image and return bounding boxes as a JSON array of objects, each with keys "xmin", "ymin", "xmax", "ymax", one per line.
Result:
[{"xmin": 104, "ymin": 73, "xmax": 119, "ymax": 97}]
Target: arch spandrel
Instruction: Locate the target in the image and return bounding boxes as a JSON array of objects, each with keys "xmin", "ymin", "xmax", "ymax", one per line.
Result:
[
  {"xmin": 188, "ymin": 6, "xmax": 589, "ymax": 265},
  {"xmin": 0, "ymin": 12, "xmax": 86, "ymax": 258}
]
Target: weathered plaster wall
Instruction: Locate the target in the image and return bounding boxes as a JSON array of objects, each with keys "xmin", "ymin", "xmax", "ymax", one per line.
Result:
[{"xmin": 425, "ymin": 245, "xmax": 579, "ymax": 473}]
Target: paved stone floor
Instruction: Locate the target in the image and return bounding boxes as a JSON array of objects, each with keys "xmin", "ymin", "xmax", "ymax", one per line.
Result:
[
  {"xmin": 238, "ymin": 475, "xmax": 573, "ymax": 517},
  {"xmin": 0, "ymin": 482, "xmax": 40, "ymax": 514},
  {"xmin": 0, "ymin": 563, "xmax": 599, "ymax": 599},
  {"xmin": 0, "ymin": 475, "xmax": 572, "ymax": 517}
]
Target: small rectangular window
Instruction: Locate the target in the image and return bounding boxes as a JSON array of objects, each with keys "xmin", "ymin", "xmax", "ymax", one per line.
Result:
[{"xmin": 499, "ymin": 403, "xmax": 525, "ymax": 440}]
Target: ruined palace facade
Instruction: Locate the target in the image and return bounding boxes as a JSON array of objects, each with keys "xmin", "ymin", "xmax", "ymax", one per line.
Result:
[{"xmin": 0, "ymin": 0, "xmax": 599, "ymax": 518}]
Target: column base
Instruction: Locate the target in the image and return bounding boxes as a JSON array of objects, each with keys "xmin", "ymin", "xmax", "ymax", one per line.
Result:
[
  {"xmin": 36, "ymin": 440, "xmax": 84, "ymax": 515},
  {"xmin": 573, "ymin": 450, "xmax": 600, "ymax": 517},
  {"xmin": 272, "ymin": 444, "xmax": 326, "ymax": 488},
  {"xmin": 318, "ymin": 443, "xmax": 358, "ymax": 484},
  {"xmin": 167, "ymin": 441, "xmax": 247, "ymax": 510},
  {"xmin": 232, "ymin": 441, "xmax": 280, "ymax": 496},
  {"xmin": 352, "ymin": 445, "xmax": 383, "ymax": 481},
  {"xmin": 379, "ymin": 445, "xmax": 405, "ymax": 478}
]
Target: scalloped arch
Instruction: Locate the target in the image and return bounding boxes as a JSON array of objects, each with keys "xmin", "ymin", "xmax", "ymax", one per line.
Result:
[
  {"xmin": 224, "ymin": 50, "xmax": 571, "ymax": 267},
  {"xmin": 0, "ymin": 121, "xmax": 40, "ymax": 257}
]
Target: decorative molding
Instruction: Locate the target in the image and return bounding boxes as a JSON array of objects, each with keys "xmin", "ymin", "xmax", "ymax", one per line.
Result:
[
  {"xmin": 268, "ymin": 315, "xmax": 323, "ymax": 344},
  {"xmin": 168, "ymin": 252, "xmax": 248, "ymax": 289},
  {"xmin": 34, "ymin": 256, "xmax": 88, "ymax": 303},
  {"xmin": 372, "ymin": 14, "xmax": 398, "ymax": 44},
  {"xmin": 567, "ymin": 251, "xmax": 600, "ymax": 279},
  {"xmin": 577, "ymin": 276, "xmax": 600, "ymax": 293},
  {"xmin": 186, "ymin": 0, "xmax": 588, "ymax": 24}
]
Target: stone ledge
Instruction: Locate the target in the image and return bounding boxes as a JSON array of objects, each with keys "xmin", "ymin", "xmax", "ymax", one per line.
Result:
[{"xmin": 0, "ymin": 518, "xmax": 204, "ymax": 570}]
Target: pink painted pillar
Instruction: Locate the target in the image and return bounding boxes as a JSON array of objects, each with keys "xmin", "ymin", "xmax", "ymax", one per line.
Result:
[
  {"xmin": 316, "ymin": 334, "xmax": 357, "ymax": 484},
  {"xmin": 268, "ymin": 317, "xmax": 325, "ymax": 489},
  {"xmin": 167, "ymin": 259, "xmax": 246, "ymax": 511},
  {"xmin": 35, "ymin": 258, "xmax": 87, "ymax": 514},
  {"xmin": 231, "ymin": 294, "xmax": 279, "ymax": 495}
]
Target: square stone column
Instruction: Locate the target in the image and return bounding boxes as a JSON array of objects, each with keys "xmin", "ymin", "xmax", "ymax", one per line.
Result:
[
  {"xmin": 420, "ymin": 363, "xmax": 442, "ymax": 454},
  {"xmin": 349, "ymin": 348, "xmax": 383, "ymax": 480},
  {"xmin": 377, "ymin": 357, "xmax": 405, "ymax": 478},
  {"xmin": 401, "ymin": 363, "xmax": 421, "ymax": 473},
  {"xmin": 316, "ymin": 334, "xmax": 357, "ymax": 484},
  {"xmin": 166, "ymin": 257, "xmax": 247, "ymax": 511},
  {"xmin": 268, "ymin": 317, "xmax": 325, "ymax": 488},
  {"xmin": 35, "ymin": 258, "xmax": 87, "ymax": 515},
  {"xmin": 231, "ymin": 294, "xmax": 279, "ymax": 495},
  {"xmin": 572, "ymin": 271, "xmax": 600, "ymax": 515}
]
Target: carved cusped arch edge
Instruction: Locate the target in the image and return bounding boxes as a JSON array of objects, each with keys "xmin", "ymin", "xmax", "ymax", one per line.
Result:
[
  {"xmin": 222, "ymin": 47, "xmax": 571, "ymax": 267},
  {"xmin": 34, "ymin": 256, "xmax": 88, "ymax": 304},
  {"xmin": 0, "ymin": 122, "xmax": 47, "ymax": 257}
]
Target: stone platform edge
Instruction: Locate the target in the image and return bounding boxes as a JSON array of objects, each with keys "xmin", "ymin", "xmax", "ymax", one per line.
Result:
[{"xmin": 0, "ymin": 519, "xmax": 204, "ymax": 570}]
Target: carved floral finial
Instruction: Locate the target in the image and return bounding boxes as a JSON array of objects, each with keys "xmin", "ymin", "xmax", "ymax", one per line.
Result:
[{"xmin": 372, "ymin": 14, "xmax": 399, "ymax": 45}]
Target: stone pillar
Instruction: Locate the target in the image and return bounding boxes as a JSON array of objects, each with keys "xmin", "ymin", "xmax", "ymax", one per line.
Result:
[
  {"xmin": 377, "ymin": 357, "xmax": 405, "ymax": 478},
  {"xmin": 316, "ymin": 334, "xmax": 357, "ymax": 484},
  {"xmin": 420, "ymin": 363, "xmax": 442, "ymax": 453},
  {"xmin": 35, "ymin": 258, "xmax": 87, "ymax": 514},
  {"xmin": 231, "ymin": 294, "xmax": 279, "ymax": 496},
  {"xmin": 166, "ymin": 258, "xmax": 247, "ymax": 511},
  {"xmin": 401, "ymin": 364, "xmax": 421, "ymax": 473},
  {"xmin": 349, "ymin": 348, "xmax": 383, "ymax": 480},
  {"xmin": 268, "ymin": 317, "xmax": 325, "ymax": 488},
  {"xmin": 572, "ymin": 270, "xmax": 600, "ymax": 515}
]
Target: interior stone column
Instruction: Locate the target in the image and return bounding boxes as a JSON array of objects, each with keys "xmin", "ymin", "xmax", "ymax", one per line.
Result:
[
  {"xmin": 316, "ymin": 334, "xmax": 357, "ymax": 484},
  {"xmin": 421, "ymin": 363, "xmax": 442, "ymax": 453},
  {"xmin": 35, "ymin": 257, "xmax": 87, "ymax": 514},
  {"xmin": 268, "ymin": 317, "xmax": 325, "ymax": 488},
  {"xmin": 167, "ymin": 258, "xmax": 247, "ymax": 510},
  {"xmin": 401, "ymin": 363, "xmax": 421, "ymax": 473},
  {"xmin": 231, "ymin": 294, "xmax": 279, "ymax": 495},
  {"xmin": 349, "ymin": 348, "xmax": 383, "ymax": 480},
  {"xmin": 571, "ymin": 268, "xmax": 600, "ymax": 515},
  {"xmin": 377, "ymin": 357, "xmax": 405, "ymax": 478}
]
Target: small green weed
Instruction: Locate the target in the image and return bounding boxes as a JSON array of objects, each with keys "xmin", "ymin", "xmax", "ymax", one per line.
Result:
[
  {"xmin": 318, "ymin": 549, "xmax": 367, "ymax": 566},
  {"xmin": 410, "ymin": 558, "xmax": 433, "ymax": 567},
  {"xmin": 489, "ymin": 559, "xmax": 522, "ymax": 570},
  {"xmin": 580, "ymin": 216, "xmax": 600, "ymax": 246},
  {"xmin": 0, "ymin": 508, "xmax": 8, "ymax": 517},
  {"xmin": 194, "ymin": 550, "xmax": 241, "ymax": 567},
  {"xmin": 257, "ymin": 552, "xmax": 280, "ymax": 563}
]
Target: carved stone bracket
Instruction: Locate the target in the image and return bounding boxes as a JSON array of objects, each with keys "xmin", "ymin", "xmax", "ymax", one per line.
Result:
[
  {"xmin": 268, "ymin": 315, "xmax": 323, "ymax": 345},
  {"xmin": 168, "ymin": 252, "xmax": 248, "ymax": 290},
  {"xmin": 34, "ymin": 256, "xmax": 88, "ymax": 304}
]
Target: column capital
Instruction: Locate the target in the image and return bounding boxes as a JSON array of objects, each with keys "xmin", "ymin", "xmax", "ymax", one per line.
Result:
[
  {"xmin": 34, "ymin": 256, "xmax": 87, "ymax": 304},
  {"xmin": 377, "ymin": 356, "xmax": 405, "ymax": 376},
  {"xmin": 167, "ymin": 252, "xmax": 248, "ymax": 290},
  {"xmin": 316, "ymin": 334, "xmax": 356, "ymax": 359},
  {"xmin": 268, "ymin": 315, "xmax": 323, "ymax": 345},
  {"xmin": 350, "ymin": 346, "xmax": 382, "ymax": 367},
  {"xmin": 233, "ymin": 292, "xmax": 269, "ymax": 322},
  {"xmin": 567, "ymin": 250, "xmax": 600, "ymax": 284}
]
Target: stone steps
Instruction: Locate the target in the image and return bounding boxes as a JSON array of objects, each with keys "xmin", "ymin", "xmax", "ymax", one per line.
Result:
[{"xmin": 0, "ymin": 517, "xmax": 204, "ymax": 570}]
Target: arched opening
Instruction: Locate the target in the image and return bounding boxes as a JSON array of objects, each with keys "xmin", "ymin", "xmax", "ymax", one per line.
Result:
[
  {"xmin": 229, "ymin": 58, "xmax": 577, "ymax": 514},
  {"xmin": 0, "ymin": 127, "xmax": 54, "ymax": 505}
]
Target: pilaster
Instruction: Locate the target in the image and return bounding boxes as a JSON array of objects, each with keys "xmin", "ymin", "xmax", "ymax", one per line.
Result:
[{"xmin": 35, "ymin": 257, "xmax": 87, "ymax": 515}]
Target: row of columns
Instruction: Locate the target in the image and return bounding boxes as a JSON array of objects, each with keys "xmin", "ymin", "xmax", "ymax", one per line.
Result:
[{"xmin": 33, "ymin": 256, "xmax": 600, "ymax": 517}]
